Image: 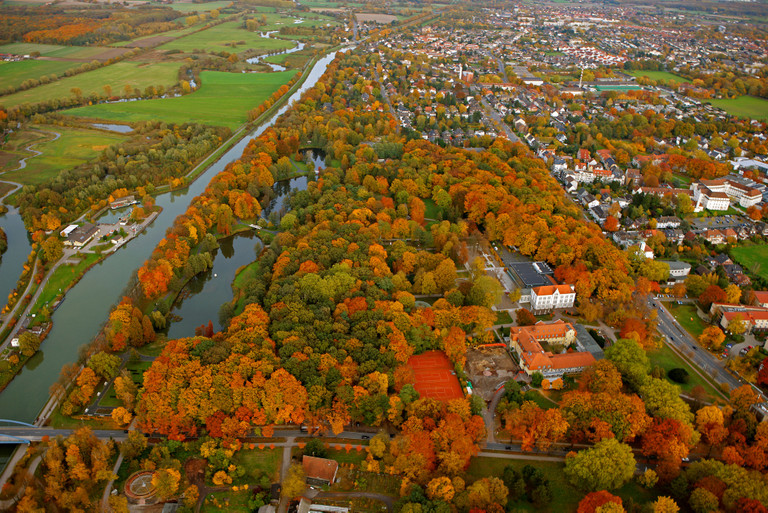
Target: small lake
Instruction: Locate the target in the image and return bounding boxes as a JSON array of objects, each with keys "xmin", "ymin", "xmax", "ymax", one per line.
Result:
[{"xmin": 91, "ymin": 123, "xmax": 133, "ymax": 133}]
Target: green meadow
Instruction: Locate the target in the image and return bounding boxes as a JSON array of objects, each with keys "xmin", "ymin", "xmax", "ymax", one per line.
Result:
[
  {"xmin": 157, "ymin": 19, "xmax": 295, "ymax": 54},
  {"xmin": 731, "ymin": 244, "xmax": 768, "ymax": 281},
  {"xmin": 64, "ymin": 70, "xmax": 297, "ymax": 130},
  {"xmin": 707, "ymin": 96, "xmax": 768, "ymax": 121},
  {"xmin": 0, "ymin": 61, "xmax": 181, "ymax": 108},
  {"xmin": 1, "ymin": 126, "xmax": 127, "ymax": 185}
]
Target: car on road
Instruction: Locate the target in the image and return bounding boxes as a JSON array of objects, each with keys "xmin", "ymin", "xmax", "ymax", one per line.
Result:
[
  {"xmin": 505, "ymin": 445, "xmax": 512, "ymax": 451},
  {"xmin": 361, "ymin": 435, "xmax": 370, "ymax": 440},
  {"xmin": 726, "ymin": 344, "xmax": 733, "ymax": 349}
]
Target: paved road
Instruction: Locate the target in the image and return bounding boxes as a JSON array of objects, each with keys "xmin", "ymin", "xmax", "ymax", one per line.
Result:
[
  {"xmin": 651, "ymin": 296, "xmax": 763, "ymax": 399},
  {"xmin": 477, "ymin": 95, "xmax": 519, "ymax": 143},
  {"xmin": 0, "ymin": 426, "xmax": 128, "ymax": 443}
]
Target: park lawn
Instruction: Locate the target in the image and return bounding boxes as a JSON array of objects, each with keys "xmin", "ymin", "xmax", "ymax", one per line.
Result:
[
  {"xmin": 525, "ymin": 390, "xmax": 558, "ymax": 409},
  {"xmin": 125, "ymin": 360, "xmax": 152, "ymax": 384},
  {"xmin": 0, "ymin": 60, "xmax": 80, "ymax": 92},
  {"xmin": 665, "ymin": 302, "xmax": 707, "ymax": 340},
  {"xmin": 628, "ymin": 70, "xmax": 691, "ymax": 83},
  {"xmin": 64, "ymin": 70, "xmax": 297, "ymax": 130},
  {"xmin": 467, "ymin": 457, "xmax": 580, "ymax": 512},
  {"xmin": 157, "ymin": 20, "xmax": 295, "ymax": 54},
  {"xmin": 707, "ymin": 96, "xmax": 768, "ymax": 121},
  {"xmin": 496, "ymin": 310, "xmax": 513, "ymax": 324},
  {"xmin": 731, "ymin": 245, "xmax": 768, "ymax": 281},
  {"xmin": 0, "ymin": 61, "xmax": 181, "ymax": 108},
  {"xmin": 648, "ymin": 342, "xmax": 723, "ymax": 401},
  {"xmin": 2, "ymin": 126, "xmax": 127, "ymax": 185},
  {"xmin": 202, "ymin": 489, "xmax": 252, "ymax": 513},
  {"xmin": 232, "ymin": 447, "xmax": 282, "ymax": 483}
]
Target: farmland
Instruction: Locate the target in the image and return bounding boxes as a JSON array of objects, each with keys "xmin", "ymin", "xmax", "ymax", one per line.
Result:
[
  {"xmin": 0, "ymin": 61, "xmax": 181, "ymax": 108},
  {"xmin": 164, "ymin": 0, "xmax": 233, "ymax": 12},
  {"xmin": 157, "ymin": 19, "xmax": 296, "ymax": 54},
  {"xmin": 64, "ymin": 70, "xmax": 297, "ymax": 130},
  {"xmin": 707, "ymin": 95, "xmax": 768, "ymax": 121},
  {"xmin": 731, "ymin": 244, "xmax": 768, "ymax": 281},
  {"xmin": 0, "ymin": 126, "xmax": 127, "ymax": 185},
  {"xmin": 0, "ymin": 42, "xmax": 129, "ymax": 61},
  {"xmin": 627, "ymin": 70, "xmax": 691, "ymax": 83},
  {"xmin": 0, "ymin": 60, "xmax": 79, "ymax": 92}
]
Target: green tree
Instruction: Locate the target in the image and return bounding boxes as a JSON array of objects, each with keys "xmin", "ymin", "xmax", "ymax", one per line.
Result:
[
  {"xmin": 564, "ymin": 438, "xmax": 636, "ymax": 491},
  {"xmin": 467, "ymin": 275, "xmax": 502, "ymax": 308},
  {"xmin": 87, "ymin": 351, "xmax": 122, "ymax": 380},
  {"xmin": 304, "ymin": 438, "xmax": 327, "ymax": 458},
  {"xmin": 121, "ymin": 430, "xmax": 147, "ymax": 459},
  {"xmin": 639, "ymin": 377, "xmax": 693, "ymax": 425},
  {"xmin": 18, "ymin": 332, "xmax": 40, "ymax": 357},
  {"xmin": 605, "ymin": 338, "xmax": 650, "ymax": 390},
  {"xmin": 689, "ymin": 487, "xmax": 719, "ymax": 513}
]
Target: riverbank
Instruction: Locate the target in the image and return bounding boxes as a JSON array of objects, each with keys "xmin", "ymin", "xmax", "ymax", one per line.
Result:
[{"xmin": 0, "ymin": 209, "xmax": 161, "ymax": 394}]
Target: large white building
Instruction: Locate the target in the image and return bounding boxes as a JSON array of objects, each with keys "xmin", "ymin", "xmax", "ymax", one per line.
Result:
[
  {"xmin": 691, "ymin": 178, "xmax": 762, "ymax": 210},
  {"xmin": 530, "ymin": 284, "xmax": 576, "ymax": 312}
]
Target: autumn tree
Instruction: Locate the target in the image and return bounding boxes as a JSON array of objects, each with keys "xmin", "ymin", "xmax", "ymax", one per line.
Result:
[
  {"xmin": 516, "ymin": 308, "xmax": 536, "ymax": 326},
  {"xmin": 605, "ymin": 338, "xmax": 650, "ymax": 390},
  {"xmin": 282, "ymin": 463, "xmax": 306, "ymax": 499},
  {"xmin": 18, "ymin": 332, "xmax": 41, "ymax": 357},
  {"xmin": 577, "ymin": 491, "xmax": 623, "ymax": 513},
  {"xmin": 699, "ymin": 326, "xmax": 725, "ymax": 351}
]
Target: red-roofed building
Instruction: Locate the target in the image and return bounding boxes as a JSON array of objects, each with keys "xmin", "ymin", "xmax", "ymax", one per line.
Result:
[
  {"xmin": 508, "ymin": 320, "xmax": 595, "ymax": 378},
  {"xmin": 303, "ymin": 456, "xmax": 339, "ymax": 486},
  {"xmin": 530, "ymin": 284, "xmax": 575, "ymax": 312},
  {"xmin": 753, "ymin": 291, "xmax": 768, "ymax": 308},
  {"xmin": 720, "ymin": 310, "xmax": 768, "ymax": 333}
]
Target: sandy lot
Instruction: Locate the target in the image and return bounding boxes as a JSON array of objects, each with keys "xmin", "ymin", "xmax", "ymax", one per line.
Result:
[{"xmin": 465, "ymin": 345, "xmax": 520, "ymax": 401}]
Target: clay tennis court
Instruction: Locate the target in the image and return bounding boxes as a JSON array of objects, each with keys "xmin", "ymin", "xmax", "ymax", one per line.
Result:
[{"xmin": 407, "ymin": 350, "xmax": 464, "ymax": 401}]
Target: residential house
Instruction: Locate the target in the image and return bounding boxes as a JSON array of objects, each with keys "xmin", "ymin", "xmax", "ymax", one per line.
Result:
[{"xmin": 303, "ymin": 456, "xmax": 339, "ymax": 487}]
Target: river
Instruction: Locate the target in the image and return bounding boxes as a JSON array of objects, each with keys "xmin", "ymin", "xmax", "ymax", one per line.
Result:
[
  {"xmin": 0, "ymin": 48, "xmax": 343, "ymax": 425},
  {"xmin": 0, "ymin": 196, "xmax": 32, "ymax": 324},
  {"xmin": 167, "ymin": 174, "xmax": 309, "ymax": 338}
]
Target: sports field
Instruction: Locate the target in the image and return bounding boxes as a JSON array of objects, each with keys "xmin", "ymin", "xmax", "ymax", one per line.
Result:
[
  {"xmin": 0, "ymin": 61, "xmax": 181, "ymax": 108},
  {"xmin": 407, "ymin": 350, "xmax": 464, "ymax": 401},
  {"xmin": 707, "ymin": 96, "xmax": 768, "ymax": 121},
  {"xmin": 157, "ymin": 19, "xmax": 296, "ymax": 54},
  {"xmin": 0, "ymin": 126, "xmax": 127, "ymax": 185},
  {"xmin": 627, "ymin": 70, "xmax": 691, "ymax": 83},
  {"xmin": 731, "ymin": 245, "xmax": 768, "ymax": 281},
  {"xmin": 0, "ymin": 60, "xmax": 80, "ymax": 92},
  {"xmin": 64, "ymin": 70, "xmax": 297, "ymax": 130}
]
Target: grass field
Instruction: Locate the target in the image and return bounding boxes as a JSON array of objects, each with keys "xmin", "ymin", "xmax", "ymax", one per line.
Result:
[
  {"xmin": 29, "ymin": 253, "xmax": 101, "ymax": 316},
  {"xmin": 157, "ymin": 19, "xmax": 296, "ymax": 54},
  {"xmin": 264, "ymin": 52, "xmax": 311, "ymax": 69},
  {"xmin": 202, "ymin": 489, "xmax": 251, "ymax": 513},
  {"xmin": 0, "ymin": 43, "xmax": 120, "ymax": 61},
  {"xmin": 731, "ymin": 244, "xmax": 768, "ymax": 281},
  {"xmin": 628, "ymin": 70, "xmax": 691, "ymax": 83},
  {"xmin": 0, "ymin": 60, "xmax": 80, "ymax": 92},
  {"xmin": 648, "ymin": 342, "xmax": 723, "ymax": 400},
  {"xmin": 1, "ymin": 126, "xmax": 127, "ymax": 185},
  {"xmin": 232, "ymin": 447, "xmax": 282, "ymax": 483},
  {"xmin": 707, "ymin": 96, "xmax": 768, "ymax": 121},
  {"xmin": 110, "ymin": 23, "xmax": 202, "ymax": 47},
  {"xmin": 665, "ymin": 302, "xmax": 707, "ymax": 340},
  {"xmin": 64, "ymin": 70, "xmax": 296, "ymax": 130},
  {"xmin": 0, "ymin": 61, "xmax": 181, "ymax": 108},
  {"xmin": 466, "ymin": 457, "xmax": 657, "ymax": 512}
]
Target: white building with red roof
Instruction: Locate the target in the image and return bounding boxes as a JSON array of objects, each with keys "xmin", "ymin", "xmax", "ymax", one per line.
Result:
[{"xmin": 530, "ymin": 284, "xmax": 576, "ymax": 312}]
